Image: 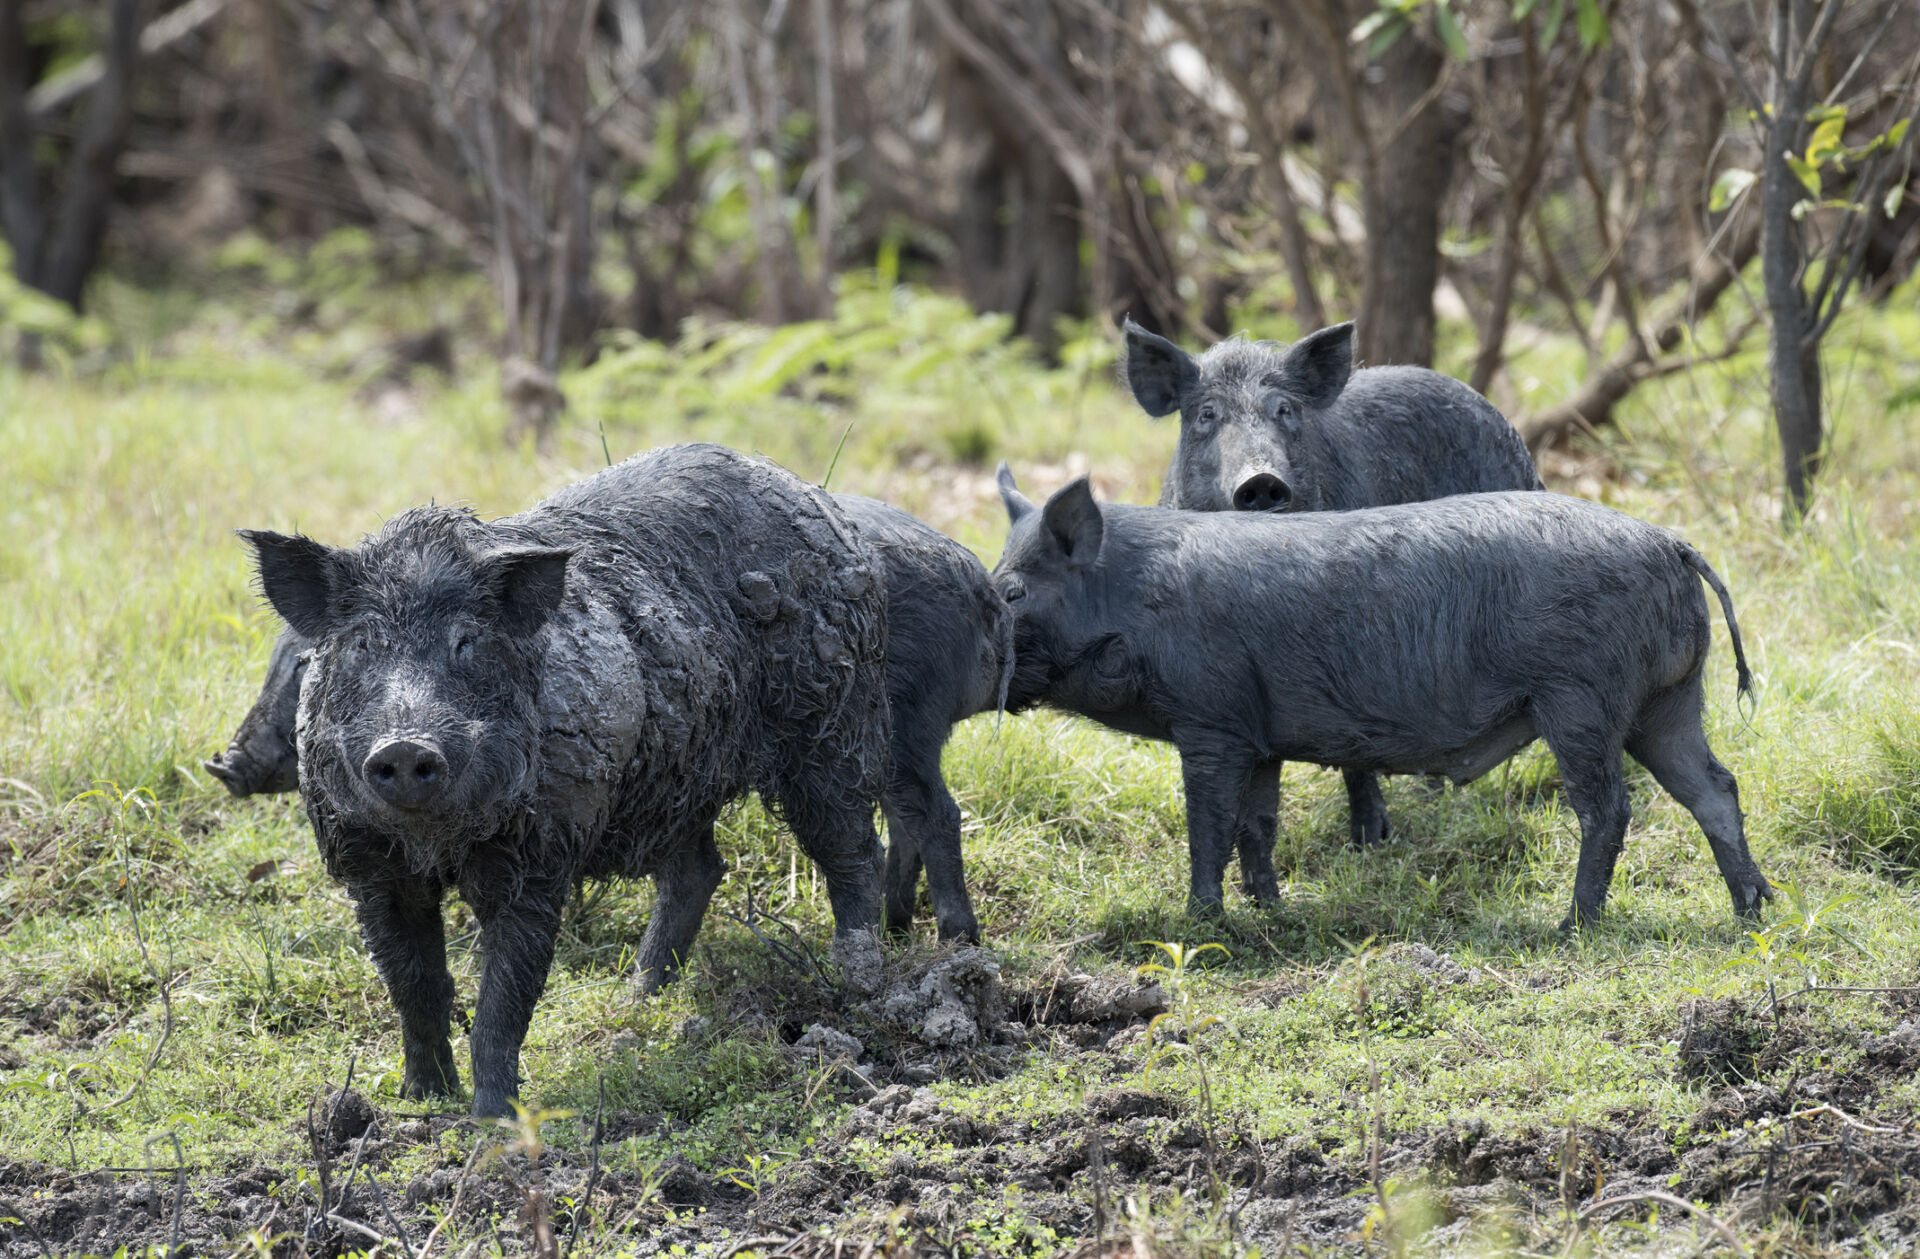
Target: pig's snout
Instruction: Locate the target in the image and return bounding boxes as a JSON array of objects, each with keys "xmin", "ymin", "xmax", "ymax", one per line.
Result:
[
  {"xmin": 363, "ymin": 738, "xmax": 450, "ymax": 809},
  {"xmin": 1232, "ymin": 472, "xmax": 1293, "ymax": 512},
  {"xmin": 204, "ymin": 752, "xmax": 250, "ymax": 796}
]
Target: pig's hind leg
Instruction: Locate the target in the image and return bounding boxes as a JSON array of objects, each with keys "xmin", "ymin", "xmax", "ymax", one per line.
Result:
[
  {"xmin": 1344, "ymin": 769, "xmax": 1392, "ymax": 847},
  {"xmin": 880, "ymin": 750, "xmax": 981, "ymax": 943},
  {"xmin": 1234, "ymin": 761, "xmax": 1284, "ymax": 905},
  {"xmin": 1625, "ymin": 678, "xmax": 1773, "ymax": 919},
  {"xmin": 781, "ymin": 788, "xmax": 886, "ymax": 993},
  {"xmin": 634, "ymin": 820, "xmax": 728, "ymax": 993}
]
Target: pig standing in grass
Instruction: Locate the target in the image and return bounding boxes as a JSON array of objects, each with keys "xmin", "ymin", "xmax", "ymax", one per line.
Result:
[
  {"xmin": 836, "ymin": 495, "xmax": 1011, "ymax": 944},
  {"xmin": 238, "ymin": 444, "xmax": 890, "ymax": 1117},
  {"xmin": 1123, "ymin": 319, "xmax": 1544, "ymax": 866},
  {"xmin": 214, "ymin": 492, "xmax": 1010, "ymax": 946},
  {"xmin": 993, "ymin": 467, "xmax": 1772, "ymax": 929}
]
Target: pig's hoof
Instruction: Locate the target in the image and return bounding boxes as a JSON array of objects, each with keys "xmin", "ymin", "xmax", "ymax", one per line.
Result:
[
  {"xmin": 832, "ymin": 928, "xmax": 886, "ymax": 998},
  {"xmin": 935, "ymin": 915, "xmax": 982, "ymax": 946},
  {"xmin": 1732, "ymin": 878, "xmax": 1775, "ymax": 919},
  {"xmin": 470, "ymin": 1094, "xmax": 515, "ymax": 1121},
  {"xmin": 400, "ymin": 1063, "xmax": 459, "ymax": 1100},
  {"xmin": 1557, "ymin": 905, "xmax": 1604, "ymax": 934}
]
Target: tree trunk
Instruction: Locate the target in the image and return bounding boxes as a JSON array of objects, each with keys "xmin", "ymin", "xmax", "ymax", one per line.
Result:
[
  {"xmin": 0, "ymin": 0, "xmax": 47, "ymax": 288},
  {"xmin": 39, "ymin": 0, "xmax": 143, "ymax": 310},
  {"xmin": 811, "ymin": 0, "xmax": 837, "ymax": 294},
  {"xmin": 1357, "ymin": 27, "xmax": 1453, "ymax": 367},
  {"xmin": 0, "ymin": 0, "xmax": 144, "ymax": 313},
  {"xmin": 943, "ymin": 54, "xmax": 1082, "ymax": 359},
  {"xmin": 1761, "ymin": 0, "xmax": 1820, "ymax": 520}
]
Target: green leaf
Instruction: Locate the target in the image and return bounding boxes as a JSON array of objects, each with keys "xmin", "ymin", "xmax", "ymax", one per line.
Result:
[
  {"xmin": 1574, "ymin": 0, "xmax": 1609, "ymax": 48},
  {"xmin": 1351, "ymin": 9, "xmax": 1413, "ymax": 56},
  {"xmin": 1709, "ymin": 167, "xmax": 1756, "ymax": 212},
  {"xmin": 1889, "ymin": 118, "xmax": 1911, "ymax": 149},
  {"xmin": 1806, "ymin": 115, "xmax": 1846, "ymax": 166},
  {"xmin": 1804, "ymin": 103, "xmax": 1848, "ymax": 123},
  {"xmin": 1350, "ymin": 8, "xmax": 1395, "ymax": 44},
  {"xmin": 1512, "ymin": 0, "xmax": 1541, "ymax": 18},
  {"xmin": 1434, "ymin": 2, "xmax": 1471, "ymax": 60},
  {"xmin": 1540, "ymin": 0, "xmax": 1567, "ymax": 48},
  {"xmin": 1785, "ymin": 154, "xmax": 1822, "ymax": 199},
  {"xmin": 1886, "ymin": 185, "xmax": 1906, "ymax": 219},
  {"xmin": 1366, "ymin": 13, "xmax": 1410, "ymax": 57}
]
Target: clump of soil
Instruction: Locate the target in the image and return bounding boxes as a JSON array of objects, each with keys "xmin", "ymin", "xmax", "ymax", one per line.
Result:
[
  {"xmin": 1674, "ymin": 996, "xmax": 1770, "ymax": 1082},
  {"xmin": 872, "ymin": 947, "xmax": 1006, "ymax": 1048}
]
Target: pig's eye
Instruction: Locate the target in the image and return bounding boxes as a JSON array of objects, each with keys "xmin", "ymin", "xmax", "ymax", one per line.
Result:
[
  {"xmin": 1002, "ymin": 578, "xmax": 1027, "ymax": 603},
  {"xmin": 1265, "ymin": 394, "xmax": 1292, "ymax": 422},
  {"xmin": 1192, "ymin": 404, "xmax": 1219, "ymax": 433},
  {"xmin": 454, "ymin": 635, "xmax": 476, "ymax": 662}
]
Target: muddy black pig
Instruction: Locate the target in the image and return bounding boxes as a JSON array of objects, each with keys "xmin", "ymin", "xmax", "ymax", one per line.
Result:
[
  {"xmin": 214, "ymin": 492, "xmax": 1010, "ymax": 947},
  {"xmin": 237, "ymin": 444, "xmax": 890, "ymax": 1117},
  {"xmin": 1125, "ymin": 319, "xmax": 1544, "ymax": 857},
  {"xmin": 993, "ymin": 467, "xmax": 1771, "ymax": 929}
]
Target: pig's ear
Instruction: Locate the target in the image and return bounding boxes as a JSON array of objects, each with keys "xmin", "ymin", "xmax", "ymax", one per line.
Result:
[
  {"xmin": 1278, "ymin": 321, "xmax": 1353, "ymax": 408},
  {"xmin": 487, "ymin": 547, "xmax": 574, "ymax": 636},
  {"xmin": 240, "ymin": 530, "xmax": 341, "ymax": 640},
  {"xmin": 1041, "ymin": 477, "xmax": 1104, "ymax": 568},
  {"xmin": 997, "ymin": 461, "xmax": 1035, "ymax": 523},
  {"xmin": 1123, "ymin": 318, "xmax": 1198, "ymax": 418}
]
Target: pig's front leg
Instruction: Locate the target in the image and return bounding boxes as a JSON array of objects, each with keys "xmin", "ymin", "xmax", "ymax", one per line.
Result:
[
  {"xmin": 463, "ymin": 874, "xmax": 569, "ymax": 1119},
  {"xmin": 349, "ymin": 878, "xmax": 459, "ymax": 1100},
  {"xmin": 1178, "ymin": 739, "xmax": 1255, "ymax": 914}
]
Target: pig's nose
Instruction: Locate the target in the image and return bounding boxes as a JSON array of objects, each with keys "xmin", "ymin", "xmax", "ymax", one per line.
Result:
[
  {"xmin": 363, "ymin": 739, "xmax": 449, "ymax": 808},
  {"xmin": 1232, "ymin": 473, "xmax": 1293, "ymax": 512}
]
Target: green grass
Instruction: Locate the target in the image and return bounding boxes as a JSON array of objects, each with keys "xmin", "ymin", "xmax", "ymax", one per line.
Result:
[{"xmin": 2, "ymin": 254, "xmax": 1920, "ymax": 1255}]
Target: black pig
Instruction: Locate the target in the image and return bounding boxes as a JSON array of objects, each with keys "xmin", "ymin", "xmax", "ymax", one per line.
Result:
[
  {"xmin": 993, "ymin": 468, "xmax": 1772, "ymax": 929},
  {"xmin": 240, "ymin": 444, "xmax": 890, "ymax": 1117},
  {"xmin": 1124, "ymin": 320, "xmax": 1544, "ymax": 853},
  {"xmin": 215, "ymin": 493, "xmax": 1009, "ymax": 946},
  {"xmin": 204, "ymin": 628, "xmax": 307, "ymax": 796},
  {"xmin": 838, "ymin": 496, "xmax": 1010, "ymax": 943}
]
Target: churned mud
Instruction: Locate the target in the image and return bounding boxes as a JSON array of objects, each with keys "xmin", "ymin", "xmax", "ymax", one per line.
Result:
[{"xmin": 3, "ymin": 950, "xmax": 1917, "ymax": 1256}]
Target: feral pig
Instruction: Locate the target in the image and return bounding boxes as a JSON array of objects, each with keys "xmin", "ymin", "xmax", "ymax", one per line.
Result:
[
  {"xmin": 1124, "ymin": 319, "xmax": 1543, "ymax": 850},
  {"xmin": 204, "ymin": 627, "xmax": 306, "ymax": 795},
  {"xmin": 993, "ymin": 467, "xmax": 1772, "ymax": 930},
  {"xmin": 214, "ymin": 494, "xmax": 1010, "ymax": 946},
  {"xmin": 239, "ymin": 444, "xmax": 890, "ymax": 1117},
  {"xmin": 837, "ymin": 495, "xmax": 1011, "ymax": 944}
]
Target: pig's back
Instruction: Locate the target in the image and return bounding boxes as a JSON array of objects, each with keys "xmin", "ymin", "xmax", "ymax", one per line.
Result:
[
  {"xmin": 1133, "ymin": 491, "xmax": 1711, "ymax": 698},
  {"xmin": 506, "ymin": 444, "xmax": 890, "ymax": 847},
  {"xmin": 1312, "ymin": 368, "xmax": 1542, "ymax": 508},
  {"xmin": 837, "ymin": 494, "xmax": 1007, "ymax": 727}
]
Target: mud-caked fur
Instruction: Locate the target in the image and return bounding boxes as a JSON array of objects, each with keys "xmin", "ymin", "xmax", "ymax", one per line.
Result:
[
  {"xmin": 204, "ymin": 629, "xmax": 308, "ymax": 795},
  {"xmin": 241, "ymin": 444, "xmax": 890, "ymax": 1118},
  {"xmin": 838, "ymin": 496, "xmax": 1011, "ymax": 944},
  {"xmin": 1123, "ymin": 319, "xmax": 1545, "ymax": 858},
  {"xmin": 221, "ymin": 494, "xmax": 1011, "ymax": 948},
  {"xmin": 993, "ymin": 470, "xmax": 1772, "ymax": 931}
]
